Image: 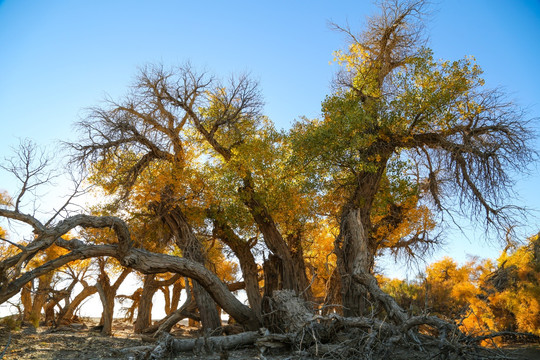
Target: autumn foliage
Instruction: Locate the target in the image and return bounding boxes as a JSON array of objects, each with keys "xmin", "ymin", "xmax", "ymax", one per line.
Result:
[{"xmin": 381, "ymin": 233, "xmax": 540, "ymax": 339}]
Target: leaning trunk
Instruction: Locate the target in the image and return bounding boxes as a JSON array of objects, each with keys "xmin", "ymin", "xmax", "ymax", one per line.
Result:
[
  {"xmin": 211, "ymin": 216, "xmax": 262, "ymax": 319},
  {"xmin": 156, "ymin": 201, "xmax": 221, "ymax": 332},
  {"xmin": 240, "ymin": 176, "xmax": 310, "ymax": 296},
  {"xmin": 57, "ymin": 284, "xmax": 97, "ymax": 324}
]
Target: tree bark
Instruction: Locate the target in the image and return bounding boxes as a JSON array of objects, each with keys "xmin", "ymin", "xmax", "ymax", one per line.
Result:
[
  {"xmin": 95, "ymin": 265, "xmax": 131, "ymax": 335},
  {"xmin": 154, "ymin": 199, "xmax": 222, "ymax": 332},
  {"xmin": 0, "ymin": 213, "xmax": 260, "ymax": 331},
  {"xmin": 134, "ymin": 274, "xmax": 157, "ymax": 333},
  {"xmin": 57, "ymin": 282, "xmax": 97, "ymax": 324},
  {"xmin": 239, "ymin": 175, "xmax": 310, "ymax": 296},
  {"xmin": 211, "ymin": 215, "xmax": 262, "ymax": 319},
  {"xmin": 28, "ymin": 273, "xmax": 53, "ymax": 326},
  {"xmin": 20, "ymin": 283, "xmax": 32, "ymax": 321},
  {"xmin": 135, "ymin": 273, "xmax": 182, "ymax": 333},
  {"xmin": 335, "ymin": 207, "xmax": 373, "ymax": 317},
  {"xmin": 96, "ymin": 280, "xmax": 115, "ymax": 335}
]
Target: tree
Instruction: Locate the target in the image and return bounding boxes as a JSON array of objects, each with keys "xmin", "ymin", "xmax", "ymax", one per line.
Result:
[
  {"xmin": 0, "ymin": 141, "xmax": 259, "ymax": 331},
  {"xmin": 71, "ymin": 63, "xmax": 319, "ymax": 328},
  {"xmin": 291, "ymin": 0, "xmax": 535, "ymax": 318}
]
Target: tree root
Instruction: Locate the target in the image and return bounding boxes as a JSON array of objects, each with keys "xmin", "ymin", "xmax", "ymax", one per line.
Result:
[{"xmin": 121, "ymin": 289, "xmax": 535, "ymax": 359}]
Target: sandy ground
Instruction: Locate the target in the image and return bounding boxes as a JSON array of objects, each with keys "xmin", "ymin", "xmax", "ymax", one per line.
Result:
[{"xmin": 0, "ymin": 318, "xmax": 539, "ymax": 360}]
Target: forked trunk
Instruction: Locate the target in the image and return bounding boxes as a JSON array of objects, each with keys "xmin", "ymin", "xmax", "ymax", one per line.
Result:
[
  {"xmin": 57, "ymin": 284, "xmax": 97, "ymax": 324},
  {"xmin": 96, "ymin": 267, "xmax": 131, "ymax": 335}
]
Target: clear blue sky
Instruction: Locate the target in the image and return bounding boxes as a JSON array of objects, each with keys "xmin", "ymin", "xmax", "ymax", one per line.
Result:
[{"xmin": 1, "ymin": 0, "xmax": 539, "ymax": 277}]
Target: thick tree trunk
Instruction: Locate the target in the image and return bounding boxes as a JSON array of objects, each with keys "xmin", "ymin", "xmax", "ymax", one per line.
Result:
[
  {"xmin": 96, "ymin": 281, "xmax": 115, "ymax": 335},
  {"xmin": 57, "ymin": 284, "xmax": 97, "ymax": 324},
  {"xmin": 335, "ymin": 207, "xmax": 373, "ymax": 317},
  {"xmin": 95, "ymin": 266, "xmax": 131, "ymax": 335},
  {"xmin": 287, "ymin": 231, "xmax": 313, "ymax": 300},
  {"xmin": 134, "ymin": 274, "xmax": 158, "ymax": 333},
  {"xmin": 155, "ymin": 201, "xmax": 222, "ymax": 332},
  {"xmin": 28, "ymin": 273, "xmax": 53, "ymax": 326},
  {"xmin": 211, "ymin": 216, "xmax": 262, "ymax": 319},
  {"xmin": 240, "ymin": 175, "xmax": 310, "ymax": 296}
]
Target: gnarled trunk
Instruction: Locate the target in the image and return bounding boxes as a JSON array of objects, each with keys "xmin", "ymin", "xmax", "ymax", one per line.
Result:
[
  {"xmin": 155, "ymin": 199, "xmax": 221, "ymax": 332},
  {"xmin": 240, "ymin": 175, "xmax": 310, "ymax": 296},
  {"xmin": 57, "ymin": 282, "xmax": 97, "ymax": 324},
  {"xmin": 134, "ymin": 273, "xmax": 182, "ymax": 332},
  {"xmin": 211, "ymin": 215, "xmax": 262, "ymax": 319},
  {"xmin": 335, "ymin": 207, "xmax": 373, "ymax": 317},
  {"xmin": 96, "ymin": 266, "xmax": 131, "ymax": 335},
  {"xmin": 134, "ymin": 274, "xmax": 158, "ymax": 333}
]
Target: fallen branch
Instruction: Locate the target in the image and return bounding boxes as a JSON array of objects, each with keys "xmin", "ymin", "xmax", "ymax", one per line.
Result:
[{"xmin": 149, "ymin": 331, "xmax": 260, "ymax": 359}]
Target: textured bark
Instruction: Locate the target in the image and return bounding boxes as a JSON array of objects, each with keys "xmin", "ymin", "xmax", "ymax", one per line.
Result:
[
  {"xmin": 134, "ymin": 274, "xmax": 158, "ymax": 333},
  {"xmin": 335, "ymin": 207, "xmax": 372, "ymax": 317},
  {"xmin": 262, "ymin": 254, "xmax": 282, "ymax": 298},
  {"xmin": 240, "ymin": 175, "xmax": 310, "ymax": 296},
  {"xmin": 0, "ymin": 212, "xmax": 259, "ymax": 331},
  {"xmin": 287, "ymin": 230, "xmax": 313, "ymax": 300},
  {"xmin": 28, "ymin": 273, "xmax": 53, "ymax": 325},
  {"xmin": 96, "ymin": 281, "xmax": 115, "ymax": 335},
  {"xmin": 211, "ymin": 216, "xmax": 262, "ymax": 319},
  {"xmin": 57, "ymin": 283, "xmax": 97, "ymax": 324},
  {"xmin": 156, "ymin": 201, "xmax": 222, "ymax": 332},
  {"xmin": 135, "ymin": 273, "xmax": 182, "ymax": 333},
  {"xmin": 96, "ymin": 266, "xmax": 131, "ymax": 335},
  {"xmin": 150, "ymin": 331, "xmax": 260, "ymax": 357}
]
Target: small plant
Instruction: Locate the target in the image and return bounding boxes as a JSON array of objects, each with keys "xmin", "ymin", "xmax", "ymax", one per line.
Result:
[{"xmin": 0, "ymin": 316, "xmax": 21, "ymax": 331}]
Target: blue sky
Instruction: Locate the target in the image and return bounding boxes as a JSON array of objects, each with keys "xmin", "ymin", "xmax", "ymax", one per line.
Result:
[{"xmin": 1, "ymin": 0, "xmax": 539, "ymax": 277}]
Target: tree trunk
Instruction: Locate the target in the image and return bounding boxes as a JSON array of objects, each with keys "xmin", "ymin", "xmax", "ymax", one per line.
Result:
[
  {"xmin": 211, "ymin": 215, "xmax": 262, "ymax": 320},
  {"xmin": 134, "ymin": 274, "xmax": 158, "ymax": 333},
  {"xmin": 29, "ymin": 273, "xmax": 53, "ymax": 326},
  {"xmin": 95, "ymin": 266, "xmax": 131, "ymax": 335},
  {"xmin": 20, "ymin": 283, "xmax": 32, "ymax": 321},
  {"xmin": 57, "ymin": 283, "xmax": 97, "ymax": 324},
  {"xmin": 334, "ymin": 207, "xmax": 373, "ymax": 317},
  {"xmin": 170, "ymin": 281, "xmax": 183, "ymax": 314},
  {"xmin": 240, "ymin": 175, "xmax": 310, "ymax": 296},
  {"xmin": 160, "ymin": 279, "xmax": 184, "ymax": 315},
  {"xmin": 96, "ymin": 280, "xmax": 115, "ymax": 335},
  {"xmin": 154, "ymin": 199, "xmax": 222, "ymax": 332},
  {"xmin": 287, "ymin": 230, "xmax": 313, "ymax": 300}
]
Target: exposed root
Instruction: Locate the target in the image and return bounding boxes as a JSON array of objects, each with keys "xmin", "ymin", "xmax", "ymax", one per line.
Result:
[{"xmin": 122, "ymin": 289, "xmax": 538, "ymax": 359}]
